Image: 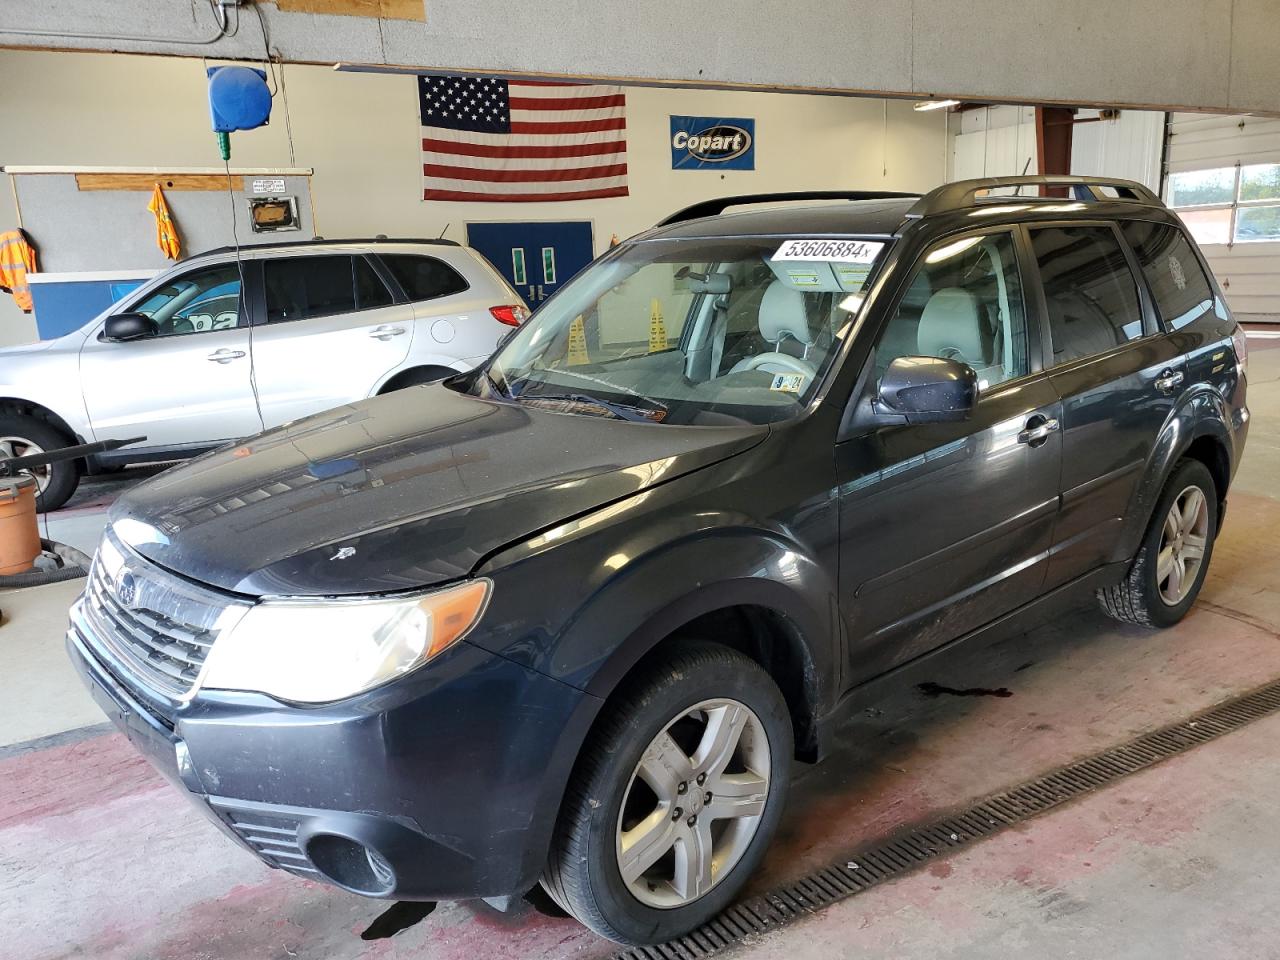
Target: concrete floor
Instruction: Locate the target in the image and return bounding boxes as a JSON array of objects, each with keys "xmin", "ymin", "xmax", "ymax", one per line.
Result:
[{"xmin": 2, "ymin": 332, "xmax": 1278, "ymax": 960}]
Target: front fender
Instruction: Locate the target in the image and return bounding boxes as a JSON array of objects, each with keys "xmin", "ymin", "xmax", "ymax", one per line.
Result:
[
  {"xmin": 476, "ymin": 516, "xmax": 840, "ymax": 712},
  {"xmin": 1114, "ymin": 382, "xmax": 1237, "ymax": 562}
]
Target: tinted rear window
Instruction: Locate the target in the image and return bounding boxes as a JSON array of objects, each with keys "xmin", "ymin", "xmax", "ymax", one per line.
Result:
[
  {"xmin": 1121, "ymin": 221, "xmax": 1215, "ymax": 331},
  {"xmin": 264, "ymin": 255, "xmax": 358, "ymax": 323},
  {"xmin": 380, "ymin": 254, "xmax": 469, "ymax": 302},
  {"xmin": 1029, "ymin": 225, "xmax": 1144, "ymax": 364}
]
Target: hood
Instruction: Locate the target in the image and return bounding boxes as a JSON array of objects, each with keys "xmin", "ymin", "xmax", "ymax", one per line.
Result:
[
  {"xmin": 110, "ymin": 385, "xmax": 765, "ymax": 596},
  {"xmin": 0, "ymin": 337, "xmax": 58, "ymax": 358}
]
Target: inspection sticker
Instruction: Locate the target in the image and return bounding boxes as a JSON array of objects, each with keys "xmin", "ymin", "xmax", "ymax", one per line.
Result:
[
  {"xmin": 770, "ymin": 373, "xmax": 806, "ymax": 393},
  {"xmin": 784, "ymin": 268, "xmax": 823, "ymax": 287},
  {"xmin": 772, "ymin": 239, "xmax": 885, "ymax": 263}
]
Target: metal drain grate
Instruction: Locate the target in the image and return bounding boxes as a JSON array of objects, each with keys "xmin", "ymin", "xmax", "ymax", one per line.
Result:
[{"xmin": 613, "ymin": 677, "xmax": 1280, "ymax": 960}]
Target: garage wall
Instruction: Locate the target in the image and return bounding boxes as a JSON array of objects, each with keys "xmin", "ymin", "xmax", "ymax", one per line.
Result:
[
  {"xmin": 0, "ymin": 49, "xmax": 949, "ymax": 347},
  {"xmin": 948, "ymin": 105, "xmax": 1164, "ymax": 192},
  {"xmin": 1166, "ymin": 112, "xmax": 1280, "ymax": 322}
]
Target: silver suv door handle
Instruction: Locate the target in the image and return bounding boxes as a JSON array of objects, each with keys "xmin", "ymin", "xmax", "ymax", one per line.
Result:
[
  {"xmin": 207, "ymin": 349, "xmax": 246, "ymax": 363},
  {"xmin": 1154, "ymin": 369, "xmax": 1185, "ymax": 392},
  {"xmin": 1018, "ymin": 417, "xmax": 1060, "ymax": 445},
  {"xmin": 369, "ymin": 325, "xmax": 406, "ymax": 340}
]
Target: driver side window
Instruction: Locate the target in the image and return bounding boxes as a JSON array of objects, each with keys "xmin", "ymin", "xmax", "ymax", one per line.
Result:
[
  {"xmin": 874, "ymin": 231, "xmax": 1028, "ymax": 390},
  {"xmin": 129, "ymin": 265, "xmax": 243, "ymax": 338}
]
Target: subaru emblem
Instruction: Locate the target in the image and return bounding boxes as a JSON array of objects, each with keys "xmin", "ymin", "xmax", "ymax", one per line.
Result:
[{"xmin": 117, "ymin": 572, "xmax": 137, "ymax": 608}]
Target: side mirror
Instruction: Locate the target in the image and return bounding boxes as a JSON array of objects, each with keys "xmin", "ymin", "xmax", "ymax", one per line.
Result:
[
  {"xmin": 876, "ymin": 355, "xmax": 977, "ymax": 423},
  {"xmin": 103, "ymin": 312, "xmax": 158, "ymax": 342}
]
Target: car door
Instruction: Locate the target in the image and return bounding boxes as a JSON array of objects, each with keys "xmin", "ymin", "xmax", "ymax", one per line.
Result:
[
  {"xmin": 836, "ymin": 228, "xmax": 1063, "ymax": 682},
  {"xmin": 1025, "ymin": 222, "xmax": 1187, "ymax": 589},
  {"xmin": 78, "ymin": 262, "xmax": 262, "ymax": 449},
  {"xmin": 248, "ymin": 254, "xmax": 415, "ymax": 428}
]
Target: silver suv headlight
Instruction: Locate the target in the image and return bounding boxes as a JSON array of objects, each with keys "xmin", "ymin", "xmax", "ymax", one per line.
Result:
[{"xmin": 198, "ymin": 579, "xmax": 491, "ymax": 704}]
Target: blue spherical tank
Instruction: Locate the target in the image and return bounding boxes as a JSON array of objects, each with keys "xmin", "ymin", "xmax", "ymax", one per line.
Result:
[{"xmin": 207, "ymin": 66, "xmax": 272, "ymax": 133}]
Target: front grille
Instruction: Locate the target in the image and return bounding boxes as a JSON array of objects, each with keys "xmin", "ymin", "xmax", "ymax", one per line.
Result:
[
  {"xmin": 78, "ymin": 533, "xmax": 250, "ymax": 701},
  {"xmin": 217, "ymin": 804, "xmax": 321, "ymax": 878}
]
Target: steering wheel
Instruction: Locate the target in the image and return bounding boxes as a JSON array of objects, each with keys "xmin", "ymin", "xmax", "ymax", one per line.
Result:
[{"xmin": 734, "ymin": 352, "xmax": 818, "ymax": 379}]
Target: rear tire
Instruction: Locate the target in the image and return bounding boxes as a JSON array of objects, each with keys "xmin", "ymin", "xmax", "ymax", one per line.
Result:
[
  {"xmin": 1098, "ymin": 458, "xmax": 1218, "ymax": 628},
  {"xmin": 542, "ymin": 642, "xmax": 792, "ymax": 945},
  {"xmin": 0, "ymin": 415, "xmax": 79, "ymax": 513}
]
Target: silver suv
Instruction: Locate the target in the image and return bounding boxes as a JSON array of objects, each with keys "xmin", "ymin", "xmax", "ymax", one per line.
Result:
[{"xmin": 0, "ymin": 238, "xmax": 527, "ymax": 510}]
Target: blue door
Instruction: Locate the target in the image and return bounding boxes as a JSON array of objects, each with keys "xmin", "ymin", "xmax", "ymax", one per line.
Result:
[{"xmin": 466, "ymin": 221, "xmax": 594, "ymax": 307}]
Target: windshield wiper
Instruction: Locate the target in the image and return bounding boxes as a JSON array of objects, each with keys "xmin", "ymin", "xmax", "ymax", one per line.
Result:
[{"xmin": 515, "ymin": 392, "xmax": 665, "ymax": 423}]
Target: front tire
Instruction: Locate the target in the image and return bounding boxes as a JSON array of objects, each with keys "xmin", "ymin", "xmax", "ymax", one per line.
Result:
[
  {"xmin": 542, "ymin": 642, "xmax": 792, "ymax": 945},
  {"xmin": 1098, "ymin": 458, "xmax": 1218, "ymax": 628},
  {"xmin": 0, "ymin": 415, "xmax": 79, "ymax": 512}
]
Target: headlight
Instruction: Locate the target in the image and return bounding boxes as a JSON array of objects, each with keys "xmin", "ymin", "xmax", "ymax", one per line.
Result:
[{"xmin": 198, "ymin": 579, "xmax": 491, "ymax": 704}]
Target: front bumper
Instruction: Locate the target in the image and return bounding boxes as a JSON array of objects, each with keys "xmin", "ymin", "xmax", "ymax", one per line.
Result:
[{"xmin": 66, "ymin": 616, "xmax": 598, "ymax": 901}]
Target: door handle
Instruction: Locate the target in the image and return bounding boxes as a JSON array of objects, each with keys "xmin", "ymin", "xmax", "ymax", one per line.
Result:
[
  {"xmin": 1018, "ymin": 416, "xmax": 1060, "ymax": 446},
  {"xmin": 207, "ymin": 349, "xmax": 246, "ymax": 363},
  {"xmin": 1154, "ymin": 369, "xmax": 1185, "ymax": 392},
  {"xmin": 369, "ymin": 325, "xmax": 406, "ymax": 340}
]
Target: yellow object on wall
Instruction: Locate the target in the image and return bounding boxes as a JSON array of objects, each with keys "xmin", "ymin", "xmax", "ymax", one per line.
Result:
[
  {"xmin": 567, "ymin": 315, "xmax": 590, "ymax": 366},
  {"xmin": 0, "ymin": 229, "xmax": 38, "ymax": 313},
  {"xmin": 147, "ymin": 184, "xmax": 181, "ymax": 260},
  {"xmin": 648, "ymin": 298, "xmax": 668, "ymax": 353}
]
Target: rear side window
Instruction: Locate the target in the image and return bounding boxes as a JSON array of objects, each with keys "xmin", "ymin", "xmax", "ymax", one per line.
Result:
[
  {"xmin": 264, "ymin": 256, "xmax": 358, "ymax": 323},
  {"xmin": 1121, "ymin": 221, "xmax": 1215, "ymax": 331},
  {"xmin": 1029, "ymin": 226, "xmax": 1144, "ymax": 365},
  {"xmin": 380, "ymin": 254, "xmax": 469, "ymax": 302}
]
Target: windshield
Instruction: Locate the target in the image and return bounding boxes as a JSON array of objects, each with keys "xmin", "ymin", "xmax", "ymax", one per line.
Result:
[{"xmin": 483, "ymin": 236, "xmax": 889, "ymax": 426}]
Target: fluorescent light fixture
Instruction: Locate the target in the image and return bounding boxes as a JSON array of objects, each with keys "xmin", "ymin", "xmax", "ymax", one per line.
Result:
[{"xmin": 913, "ymin": 99, "xmax": 961, "ymax": 112}]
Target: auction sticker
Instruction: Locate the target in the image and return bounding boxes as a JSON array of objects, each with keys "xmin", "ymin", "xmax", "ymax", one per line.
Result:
[{"xmin": 773, "ymin": 239, "xmax": 885, "ymax": 263}]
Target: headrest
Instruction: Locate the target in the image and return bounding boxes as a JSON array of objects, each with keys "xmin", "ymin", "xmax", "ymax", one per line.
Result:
[
  {"xmin": 758, "ymin": 281, "xmax": 813, "ymax": 346},
  {"xmin": 916, "ymin": 287, "xmax": 987, "ymax": 364}
]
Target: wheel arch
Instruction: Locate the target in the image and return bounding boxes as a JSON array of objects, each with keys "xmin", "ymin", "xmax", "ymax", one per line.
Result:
[
  {"xmin": 374, "ymin": 363, "xmax": 463, "ymax": 395},
  {"xmin": 1116, "ymin": 384, "xmax": 1235, "ymax": 561},
  {"xmin": 566, "ymin": 534, "xmax": 841, "ymax": 765},
  {"xmin": 0, "ymin": 396, "xmax": 81, "ymax": 445}
]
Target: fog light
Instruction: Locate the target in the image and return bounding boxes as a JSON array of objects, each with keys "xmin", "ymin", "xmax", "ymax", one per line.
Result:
[{"xmin": 174, "ymin": 740, "xmax": 203, "ymax": 793}]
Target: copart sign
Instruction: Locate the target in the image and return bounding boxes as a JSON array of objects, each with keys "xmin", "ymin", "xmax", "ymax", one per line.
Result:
[{"xmin": 670, "ymin": 116, "xmax": 755, "ymax": 170}]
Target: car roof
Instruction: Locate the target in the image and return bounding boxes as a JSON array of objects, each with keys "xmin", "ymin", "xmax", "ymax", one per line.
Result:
[
  {"xmin": 183, "ymin": 237, "xmax": 461, "ymax": 262},
  {"xmin": 648, "ymin": 198, "xmax": 919, "ymax": 241},
  {"xmin": 643, "ymin": 176, "xmax": 1170, "ymax": 244}
]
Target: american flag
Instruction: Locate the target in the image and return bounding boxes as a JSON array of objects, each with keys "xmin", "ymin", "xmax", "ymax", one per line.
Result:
[{"xmin": 419, "ymin": 75, "xmax": 629, "ymax": 202}]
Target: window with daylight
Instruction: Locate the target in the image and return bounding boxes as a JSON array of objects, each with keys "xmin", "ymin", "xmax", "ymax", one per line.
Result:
[{"xmin": 1166, "ymin": 163, "xmax": 1280, "ymax": 246}]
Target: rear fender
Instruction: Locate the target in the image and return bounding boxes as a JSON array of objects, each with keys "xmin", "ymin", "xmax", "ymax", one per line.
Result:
[{"xmin": 1114, "ymin": 383, "xmax": 1233, "ymax": 562}]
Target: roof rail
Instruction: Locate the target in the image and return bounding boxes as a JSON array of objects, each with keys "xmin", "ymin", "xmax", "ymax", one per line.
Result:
[
  {"xmin": 657, "ymin": 191, "xmax": 922, "ymax": 227},
  {"xmin": 906, "ymin": 175, "xmax": 1162, "ymax": 218},
  {"xmin": 185, "ymin": 236, "xmax": 460, "ymax": 261}
]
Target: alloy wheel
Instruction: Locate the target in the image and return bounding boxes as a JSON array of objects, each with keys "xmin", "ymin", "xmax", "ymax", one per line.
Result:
[
  {"xmin": 616, "ymin": 698, "xmax": 771, "ymax": 909},
  {"xmin": 0, "ymin": 436, "xmax": 50, "ymax": 494},
  {"xmin": 1157, "ymin": 484, "xmax": 1209, "ymax": 606}
]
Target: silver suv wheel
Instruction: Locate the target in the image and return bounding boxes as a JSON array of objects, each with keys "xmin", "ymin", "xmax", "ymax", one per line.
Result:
[
  {"xmin": 0, "ymin": 435, "xmax": 50, "ymax": 494},
  {"xmin": 1157, "ymin": 484, "xmax": 1210, "ymax": 606},
  {"xmin": 617, "ymin": 698, "xmax": 770, "ymax": 909}
]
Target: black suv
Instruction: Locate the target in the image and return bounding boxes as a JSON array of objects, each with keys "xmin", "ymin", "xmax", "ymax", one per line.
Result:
[{"xmin": 67, "ymin": 176, "xmax": 1249, "ymax": 945}]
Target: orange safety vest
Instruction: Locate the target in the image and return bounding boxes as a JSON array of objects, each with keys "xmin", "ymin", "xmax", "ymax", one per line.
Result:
[
  {"xmin": 0, "ymin": 229, "xmax": 37, "ymax": 313},
  {"xmin": 148, "ymin": 184, "xmax": 182, "ymax": 260}
]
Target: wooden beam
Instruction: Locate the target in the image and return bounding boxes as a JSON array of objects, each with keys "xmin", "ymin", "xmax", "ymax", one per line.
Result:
[
  {"xmin": 75, "ymin": 173, "xmax": 244, "ymax": 192},
  {"xmin": 274, "ymin": 0, "xmax": 425, "ymax": 21},
  {"xmin": 1035, "ymin": 106, "xmax": 1075, "ymax": 196}
]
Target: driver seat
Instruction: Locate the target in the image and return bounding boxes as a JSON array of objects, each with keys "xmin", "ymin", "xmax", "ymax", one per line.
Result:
[{"xmin": 728, "ymin": 281, "xmax": 819, "ymax": 382}]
